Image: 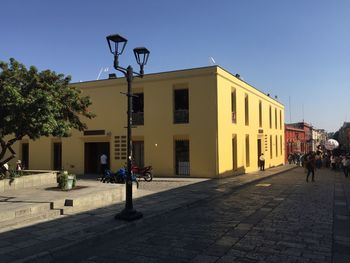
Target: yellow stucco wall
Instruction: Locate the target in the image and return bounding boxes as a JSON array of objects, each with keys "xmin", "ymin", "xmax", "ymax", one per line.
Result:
[
  {"xmin": 11, "ymin": 67, "xmax": 218, "ymax": 177},
  {"xmin": 8, "ymin": 66, "xmax": 285, "ymax": 178},
  {"xmin": 216, "ymin": 67, "xmax": 284, "ymax": 175},
  {"xmin": 136, "ymin": 68, "xmax": 218, "ymax": 177}
]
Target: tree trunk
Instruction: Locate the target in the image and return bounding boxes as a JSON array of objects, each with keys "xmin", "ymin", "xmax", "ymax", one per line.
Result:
[{"xmin": 0, "ymin": 137, "xmax": 19, "ymax": 167}]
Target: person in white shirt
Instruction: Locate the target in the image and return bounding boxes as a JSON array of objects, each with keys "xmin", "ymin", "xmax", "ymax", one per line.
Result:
[
  {"xmin": 16, "ymin": 160, "xmax": 23, "ymax": 171},
  {"xmin": 259, "ymin": 153, "xmax": 265, "ymax": 171},
  {"xmin": 100, "ymin": 153, "xmax": 108, "ymax": 175}
]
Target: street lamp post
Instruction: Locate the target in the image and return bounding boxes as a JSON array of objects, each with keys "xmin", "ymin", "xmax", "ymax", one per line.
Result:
[{"xmin": 106, "ymin": 34, "xmax": 150, "ymax": 221}]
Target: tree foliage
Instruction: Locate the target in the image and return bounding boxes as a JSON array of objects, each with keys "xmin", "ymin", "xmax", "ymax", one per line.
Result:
[
  {"xmin": 0, "ymin": 58, "xmax": 94, "ymax": 166},
  {"xmin": 332, "ymin": 131, "xmax": 339, "ymax": 141}
]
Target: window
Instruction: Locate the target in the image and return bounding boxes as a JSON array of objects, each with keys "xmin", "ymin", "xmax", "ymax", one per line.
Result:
[
  {"xmin": 175, "ymin": 140, "xmax": 190, "ymax": 175},
  {"xmin": 174, "ymin": 89, "xmax": 189, "ymax": 124},
  {"xmin": 259, "ymin": 101, "xmax": 262, "ymax": 127},
  {"xmin": 231, "ymin": 89, "xmax": 236, "ymax": 123},
  {"xmin": 275, "ymin": 135, "xmax": 278, "ymax": 156},
  {"xmin": 280, "ymin": 135, "xmax": 283, "ymax": 155},
  {"xmin": 270, "ymin": 135, "xmax": 273, "ymax": 159},
  {"xmin": 275, "ymin": 108, "xmax": 277, "ymax": 129},
  {"xmin": 245, "ymin": 135, "xmax": 250, "ymax": 167},
  {"xmin": 279, "ymin": 110, "xmax": 282, "ymax": 130},
  {"xmin": 269, "ymin": 106, "xmax": 272, "ymax": 129},
  {"xmin": 132, "ymin": 93, "xmax": 144, "ymax": 125},
  {"xmin": 245, "ymin": 94, "xmax": 249, "ymax": 126},
  {"xmin": 232, "ymin": 135, "xmax": 237, "ymax": 170}
]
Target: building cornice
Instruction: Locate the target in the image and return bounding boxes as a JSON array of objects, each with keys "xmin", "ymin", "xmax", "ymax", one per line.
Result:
[{"xmin": 70, "ymin": 65, "xmax": 284, "ymax": 109}]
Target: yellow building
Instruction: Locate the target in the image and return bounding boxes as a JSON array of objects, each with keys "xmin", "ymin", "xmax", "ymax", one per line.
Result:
[{"xmin": 11, "ymin": 66, "xmax": 284, "ymax": 178}]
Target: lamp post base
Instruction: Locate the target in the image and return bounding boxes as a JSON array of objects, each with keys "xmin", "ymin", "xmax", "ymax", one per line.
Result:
[{"xmin": 115, "ymin": 209, "xmax": 143, "ymax": 221}]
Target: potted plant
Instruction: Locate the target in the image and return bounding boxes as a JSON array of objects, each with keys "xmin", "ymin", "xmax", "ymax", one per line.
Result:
[{"xmin": 57, "ymin": 170, "xmax": 76, "ymax": 190}]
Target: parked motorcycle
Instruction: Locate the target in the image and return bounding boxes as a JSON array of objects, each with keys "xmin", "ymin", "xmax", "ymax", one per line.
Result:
[
  {"xmin": 131, "ymin": 164, "xmax": 153, "ymax": 182},
  {"xmin": 100, "ymin": 169, "xmax": 118, "ymax": 183},
  {"xmin": 101, "ymin": 168, "xmax": 139, "ymax": 188}
]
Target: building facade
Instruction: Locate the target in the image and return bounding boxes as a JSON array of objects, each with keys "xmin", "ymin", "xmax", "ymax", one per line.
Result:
[
  {"xmin": 338, "ymin": 122, "xmax": 350, "ymax": 152},
  {"xmin": 287, "ymin": 122, "xmax": 313, "ymax": 153},
  {"xmin": 284, "ymin": 125, "xmax": 306, "ymax": 162},
  {"xmin": 10, "ymin": 66, "xmax": 285, "ymax": 178},
  {"xmin": 312, "ymin": 128, "xmax": 328, "ymax": 151}
]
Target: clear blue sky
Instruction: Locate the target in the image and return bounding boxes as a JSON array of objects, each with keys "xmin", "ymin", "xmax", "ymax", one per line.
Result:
[{"xmin": 1, "ymin": 0, "xmax": 349, "ymax": 132}]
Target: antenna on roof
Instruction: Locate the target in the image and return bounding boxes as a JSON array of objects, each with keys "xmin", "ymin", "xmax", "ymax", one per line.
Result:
[
  {"xmin": 97, "ymin": 67, "xmax": 109, "ymax": 80},
  {"xmin": 289, "ymin": 96, "xmax": 292, "ymax": 123},
  {"xmin": 209, "ymin": 57, "xmax": 216, "ymax": 65},
  {"xmin": 302, "ymin": 103, "xmax": 304, "ymax": 122}
]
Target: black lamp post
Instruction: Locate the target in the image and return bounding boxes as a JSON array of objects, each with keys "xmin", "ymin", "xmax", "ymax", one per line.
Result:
[{"xmin": 106, "ymin": 34, "xmax": 150, "ymax": 221}]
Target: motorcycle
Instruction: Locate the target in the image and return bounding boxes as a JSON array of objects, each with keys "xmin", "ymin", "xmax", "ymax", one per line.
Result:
[
  {"xmin": 100, "ymin": 169, "xmax": 117, "ymax": 183},
  {"xmin": 131, "ymin": 164, "xmax": 153, "ymax": 182},
  {"xmin": 101, "ymin": 168, "xmax": 139, "ymax": 188}
]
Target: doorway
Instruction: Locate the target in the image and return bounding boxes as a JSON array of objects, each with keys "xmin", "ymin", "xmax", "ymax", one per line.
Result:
[
  {"xmin": 232, "ymin": 135, "xmax": 237, "ymax": 171},
  {"xmin": 53, "ymin": 142, "xmax": 62, "ymax": 170},
  {"xmin": 84, "ymin": 142, "xmax": 110, "ymax": 174},
  {"xmin": 257, "ymin": 138, "xmax": 262, "ymax": 167},
  {"xmin": 132, "ymin": 141, "xmax": 144, "ymax": 167},
  {"xmin": 175, "ymin": 140, "xmax": 190, "ymax": 175},
  {"xmin": 21, "ymin": 143, "xmax": 29, "ymax": 170}
]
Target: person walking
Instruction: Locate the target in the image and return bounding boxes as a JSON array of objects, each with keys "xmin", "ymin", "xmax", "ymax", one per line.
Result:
[
  {"xmin": 315, "ymin": 154, "xmax": 322, "ymax": 169},
  {"xmin": 100, "ymin": 153, "xmax": 108, "ymax": 176},
  {"xmin": 330, "ymin": 155, "xmax": 336, "ymax": 170},
  {"xmin": 16, "ymin": 160, "xmax": 23, "ymax": 171},
  {"xmin": 259, "ymin": 153, "xmax": 265, "ymax": 171},
  {"xmin": 296, "ymin": 153, "xmax": 301, "ymax": 166},
  {"xmin": 342, "ymin": 156, "xmax": 350, "ymax": 178},
  {"xmin": 306, "ymin": 152, "xmax": 316, "ymax": 182}
]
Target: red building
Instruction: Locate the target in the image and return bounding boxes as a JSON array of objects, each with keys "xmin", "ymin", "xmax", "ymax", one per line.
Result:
[
  {"xmin": 285, "ymin": 125, "xmax": 306, "ymax": 163},
  {"xmin": 287, "ymin": 122, "xmax": 313, "ymax": 153}
]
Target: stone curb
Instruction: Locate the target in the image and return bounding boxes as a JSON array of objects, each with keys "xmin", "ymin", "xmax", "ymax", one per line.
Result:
[{"xmin": 12, "ymin": 165, "xmax": 298, "ymax": 263}]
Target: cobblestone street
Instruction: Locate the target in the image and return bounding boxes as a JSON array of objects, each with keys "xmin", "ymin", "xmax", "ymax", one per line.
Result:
[{"xmin": 38, "ymin": 167, "xmax": 350, "ymax": 263}]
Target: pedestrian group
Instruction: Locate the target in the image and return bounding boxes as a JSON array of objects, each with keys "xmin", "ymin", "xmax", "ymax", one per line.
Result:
[{"xmin": 287, "ymin": 150, "xmax": 350, "ymax": 183}]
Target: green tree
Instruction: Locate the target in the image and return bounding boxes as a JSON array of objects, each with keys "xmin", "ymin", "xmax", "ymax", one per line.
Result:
[
  {"xmin": 332, "ymin": 131, "xmax": 339, "ymax": 141},
  {"xmin": 0, "ymin": 58, "xmax": 94, "ymax": 168}
]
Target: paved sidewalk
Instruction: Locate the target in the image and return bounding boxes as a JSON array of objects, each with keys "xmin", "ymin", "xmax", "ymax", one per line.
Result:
[
  {"xmin": 29, "ymin": 167, "xmax": 350, "ymax": 263},
  {"xmin": 0, "ymin": 164, "xmax": 296, "ymax": 262},
  {"xmin": 45, "ymin": 168, "xmax": 324, "ymax": 262}
]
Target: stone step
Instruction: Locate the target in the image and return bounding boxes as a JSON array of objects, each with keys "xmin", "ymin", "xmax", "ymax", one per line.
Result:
[
  {"xmin": 0, "ymin": 209, "xmax": 63, "ymax": 232},
  {"xmin": 0, "ymin": 183, "xmax": 131, "ymax": 230},
  {"xmin": 0, "ymin": 202, "xmax": 53, "ymax": 223},
  {"xmin": 52, "ymin": 186, "xmax": 127, "ymax": 215}
]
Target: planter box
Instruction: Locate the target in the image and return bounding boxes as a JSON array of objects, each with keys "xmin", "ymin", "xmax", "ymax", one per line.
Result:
[
  {"xmin": 65, "ymin": 175, "xmax": 75, "ymax": 190},
  {"xmin": 0, "ymin": 171, "xmax": 57, "ymax": 193}
]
